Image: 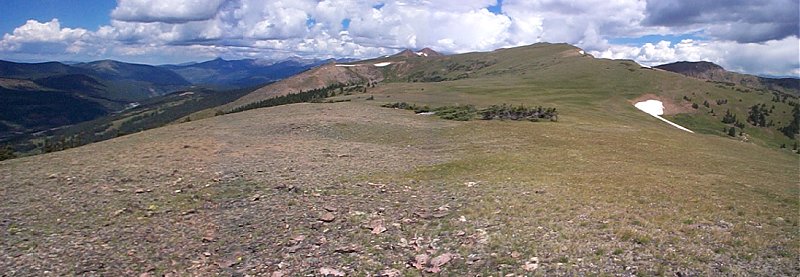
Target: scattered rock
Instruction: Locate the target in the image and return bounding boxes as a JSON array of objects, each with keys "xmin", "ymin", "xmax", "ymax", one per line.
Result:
[
  {"xmin": 414, "ymin": 210, "xmax": 431, "ymax": 219},
  {"xmin": 181, "ymin": 209, "xmax": 196, "ymax": 215},
  {"xmin": 291, "ymin": 235, "xmax": 306, "ymax": 244},
  {"xmin": 112, "ymin": 208, "xmax": 128, "ymax": 216},
  {"xmin": 271, "ymin": 270, "xmax": 286, "ymax": 277},
  {"xmin": 411, "ymin": 254, "xmax": 429, "ymax": 270},
  {"xmin": 251, "ymin": 194, "xmax": 261, "ymax": 201},
  {"xmin": 323, "ymin": 204, "xmax": 337, "ymax": 212},
  {"xmin": 319, "ymin": 212, "xmax": 336, "ymax": 222},
  {"xmin": 334, "ymin": 245, "xmax": 361, "ymax": 253},
  {"xmin": 523, "ymin": 257, "xmax": 540, "ymax": 271},
  {"xmin": 376, "ymin": 268, "xmax": 401, "ymax": 277},
  {"xmin": 466, "ymin": 254, "xmax": 482, "ymax": 265},
  {"xmin": 511, "ymin": 251, "xmax": 521, "ymax": 258},
  {"xmin": 134, "ymin": 189, "xmax": 151, "ymax": 194},
  {"xmin": 427, "ymin": 253, "xmax": 454, "ymax": 273},
  {"xmin": 366, "ymin": 219, "xmax": 387, "ymax": 234},
  {"xmin": 319, "ymin": 267, "xmax": 346, "ymax": 276},
  {"xmin": 216, "ymin": 253, "xmax": 243, "ymax": 268}
]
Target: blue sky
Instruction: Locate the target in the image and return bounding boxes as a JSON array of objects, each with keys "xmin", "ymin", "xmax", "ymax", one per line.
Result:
[
  {"xmin": 0, "ymin": 0, "xmax": 797, "ymax": 76},
  {"xmin": 0, "ymin": 0, "xmax": 115, "ymax": 35}
]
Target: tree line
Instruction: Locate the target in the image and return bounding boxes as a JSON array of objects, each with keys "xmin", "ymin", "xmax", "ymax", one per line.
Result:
[{"xmin": 223, "ymin": 83, "xmax": 349, "ymax": 115}]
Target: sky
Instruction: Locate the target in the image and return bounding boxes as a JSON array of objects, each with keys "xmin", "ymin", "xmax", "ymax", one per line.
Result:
[{"xmin": 0, "ymin": 0, "xmax": 798, "ymax": 77}]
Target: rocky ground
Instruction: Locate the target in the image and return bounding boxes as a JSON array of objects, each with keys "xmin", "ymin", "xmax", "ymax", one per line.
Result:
[{"xmin": 2, "ymin": 102, "xmax": 798, "ymax": 276}]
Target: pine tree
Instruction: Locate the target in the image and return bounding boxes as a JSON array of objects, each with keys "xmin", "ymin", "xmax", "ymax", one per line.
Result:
[
  {"xmin": 722, "ymin": 109, "xmax": 737, "ymax": 124},
  {"xmin": 779, "ymin": 104, "xmax": 800, "ymax": 138},
  {"xmin": 727, "ymin": 126, "xmax": 736, "ymax": 137}
]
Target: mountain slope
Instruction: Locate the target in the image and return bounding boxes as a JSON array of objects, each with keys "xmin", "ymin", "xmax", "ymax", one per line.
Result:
[
  {"xmin": 0, "ymin": 87, "xmax": 107, "ymax": 139},
  {"xmin": 0, "ymin": 59, "xmax": 197, "ymax": 141},
  {"xmin": 73, "ymin": 60, "xmax": 191, "ymax": 101},
  {"xmin": 162, "ymin": 58, "xmax": 326, "ymax": 88},
  {"xmin": 209, "ymin": 43, "xmax": 798, "ymax": 149},
  {"xmin": 1, "ymin": 43, "xmax": 797, "ymax": 275}
]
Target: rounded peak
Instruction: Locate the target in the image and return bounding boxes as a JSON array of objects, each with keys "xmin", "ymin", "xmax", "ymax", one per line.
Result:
[{"xmin": 391, "ymin": 47, "xmax": 442, "ymax": 58}]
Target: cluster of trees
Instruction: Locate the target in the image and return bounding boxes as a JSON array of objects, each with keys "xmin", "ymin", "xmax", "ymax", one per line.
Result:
[
  {"xmin": 721, "ymin": 109, "xmax": 746, "ymax": 137},
  {"xmin": 778, "ymin": 104, "xmax": 800, "ymax": 138},
  {"xmin": 381, "ymin": 102, "xmax": 431, "ymax": 113},
  {"xmin": 772, "ymin": 94, "xmax": 791, "ymax": 103},
  {"xmin": 0, "ymin": 144, "xmax": 15, "ymax": 161},
  {"xmin": 41, "ymin": 134, "xmax": 87, "ymax": 153},
  {"xmin": 721, "ymin": 109, "xmax": 739, "ymax": 124},
  {"xmin": 381, "ymin": 102, "xmax": 558, "ymax": 122},
  {"xmin": 435, "ymin": 105, "xmax": 477, "ymax": 121},
  {"xmin": 224, "ymin": 83, "xmax": 346, "ymax": 115},
  {"xmin": 746, "ymin": 103, "xmax": 772, "ymax": 127},
  {"xmin": 478, "ymin": 104, "xmax": 558, "ymax": 121},
  {"xmin": 715, "ymin": 99, "xmax": 728, "ymax": 105}
]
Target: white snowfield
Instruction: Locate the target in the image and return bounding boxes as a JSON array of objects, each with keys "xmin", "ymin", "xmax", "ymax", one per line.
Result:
[
  {"xmin": 634, "ymin": 100, "xmax": 694, "ymax": 133},
  {"xmin": 373, "ymin": 62, "xmax": 392, "ymax": 67},
  {"xmin": 334, "ymin": 64, "xmax": 357, "ymax": 67}
]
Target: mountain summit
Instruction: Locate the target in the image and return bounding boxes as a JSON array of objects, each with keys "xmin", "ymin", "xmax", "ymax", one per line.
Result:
[{"xmin": 391, "ymin": 47, "xmax": 443, "ymax": 58}]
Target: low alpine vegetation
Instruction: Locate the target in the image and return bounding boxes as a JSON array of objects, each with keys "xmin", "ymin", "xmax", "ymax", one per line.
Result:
[{"xmin": 382, "ymin": 102, "xmax": 558, "ymax": 122}]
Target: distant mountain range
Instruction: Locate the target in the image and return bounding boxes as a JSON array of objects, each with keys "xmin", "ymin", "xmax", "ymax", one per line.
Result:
[
  {"xmin": 655, "ymin": 61, "xmax": 799, "ymax": 96},
  {"xmin": 160, "ymin": 57, "xmax": 333, "ymax": 88},
  {"xmin": 0, "ymin": 57, "xmax": 328, "ymax": 140}
]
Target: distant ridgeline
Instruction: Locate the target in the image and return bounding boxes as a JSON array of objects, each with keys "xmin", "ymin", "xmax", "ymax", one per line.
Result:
[
  {"xmin": 221, "ymin": 81, "xmax": 373, "ymax": 115},
  {"xmin": 382, "ymin": 102, "xmax": 558, "ymax": 122}
]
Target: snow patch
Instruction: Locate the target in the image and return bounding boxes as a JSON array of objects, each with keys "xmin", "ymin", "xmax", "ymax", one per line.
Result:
[
  {"xmin": 578, "ymin": 50, "xmax": 585, "ymax": 55},
  {"xmin": 634, "ymin": 100, "xmax": 694, "ymax": 133},
  {"xmin": 334, "ymin": 64, "xmax": 357, "ymax": 67},
  {"xmin": 415, "ymin": 52, "xmax": 428, "ymax": 57},
  {"xmin": 373, "ymin": 62, "xmax": 392, "ymax": 67}
]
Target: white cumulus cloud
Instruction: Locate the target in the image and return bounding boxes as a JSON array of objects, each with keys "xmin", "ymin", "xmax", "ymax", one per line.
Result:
[{"xmin": 112, "ymin": 0, "xmax": 228, "ymax": 23}]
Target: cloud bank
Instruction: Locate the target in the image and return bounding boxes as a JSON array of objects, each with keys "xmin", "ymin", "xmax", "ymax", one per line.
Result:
[{"xmin": 0, "ymin": 0, "xmax": 797, "ymax": 76}]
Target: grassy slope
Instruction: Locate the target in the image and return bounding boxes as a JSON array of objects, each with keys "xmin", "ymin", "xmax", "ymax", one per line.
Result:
[{"xmin": 0, "ymin": 44, "xmax": 797, "ymax": 275}]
